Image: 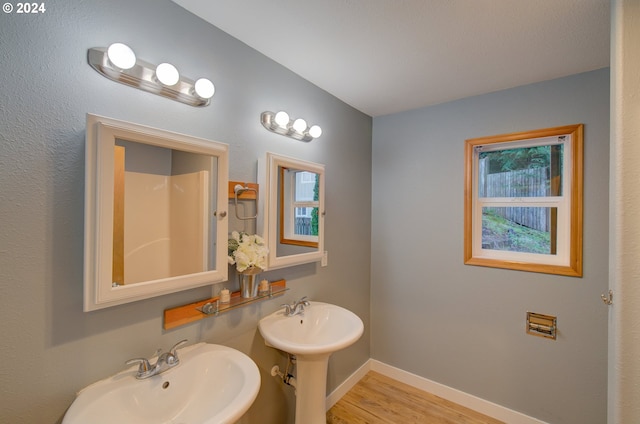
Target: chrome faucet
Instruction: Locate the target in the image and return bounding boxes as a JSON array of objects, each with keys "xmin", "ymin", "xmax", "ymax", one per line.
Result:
[
  {"xmin": 126, "ymin": 339, "xmax": 188, "ymax": 379},
  {"xmin": 281, "ymin": 296, "xmax": 310, "ymax": 317}
]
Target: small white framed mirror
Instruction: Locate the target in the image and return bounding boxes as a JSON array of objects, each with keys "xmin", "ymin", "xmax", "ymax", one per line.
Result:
[
  {"xmin": 259, "ymin": 152, "xmax": 325, "ymax": 270},
  {"xmin": 84, "ymin": 114, "xmax": 229, "ymax": 311}
]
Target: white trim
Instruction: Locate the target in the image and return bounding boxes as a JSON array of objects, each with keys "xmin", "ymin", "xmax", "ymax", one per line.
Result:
[
  {"xmin": 477, "ymin": 135, "xmax": 564, "ymax": 152},
  {"xmin": 262, "ymin": 152, "xmax": 325, "ymax": 270},
  {"xmin": 84, "ymin": 114, "xmax": 229, "ymax": 311},
  {"xmin": 471, "ymin": 135, "xmax": 572, "ymax": 266},
  {"xmin": 326, "ymin": 359, "xmax": 548, "ymax": 424},
  {"xmin": 325, "ymin": 360, "xmax": 372, "ymax": 410}
]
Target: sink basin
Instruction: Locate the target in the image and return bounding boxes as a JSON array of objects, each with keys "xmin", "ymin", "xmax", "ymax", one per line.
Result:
[
  {"xmin": 62, "ymin": 343, "xmax": 260, "ymax": 424},
  {"xmin": 259, "ymin": 301, "xmax": 364, "ymax": 424},
  {"xmin": 259, "ymin": 301, "xmax": 364, "ymax": 356}
]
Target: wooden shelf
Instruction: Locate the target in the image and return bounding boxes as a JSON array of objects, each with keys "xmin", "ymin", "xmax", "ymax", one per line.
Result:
[
  {"xmin": 163, "ymin": 279, "xmax": 286, "ymax": 330},
  {"xmin": 228, "ymin": 181, "xmax": 258, "ymax": 200}
]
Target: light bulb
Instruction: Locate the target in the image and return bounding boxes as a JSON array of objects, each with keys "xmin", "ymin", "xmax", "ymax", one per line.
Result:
[
  {"xmin": 308, "ymin": 125, "xmax": 322, "ymax": 138},
  {"xmin": 293, "ymin": 118, "xmax": 307, "ymax": 133},
  {"xmin": 194, "ymin": 78, "xmax": 215, "ymax": 99},
  {"xmin": 107, "ymin": 43, "xmax": 136, "ymax": 70},
  {"xmin": 156, "ymin": 63, "xmax": 180, "ymax": 86},
  {"xmin": 274, "ymin": 111, "xmax": 290, "ymax": 128}
]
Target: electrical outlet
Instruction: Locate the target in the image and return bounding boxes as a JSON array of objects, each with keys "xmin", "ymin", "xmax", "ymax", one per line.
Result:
[{"xmin": 321, "ymin": 251, "xmax": 328, "ymax": 267}]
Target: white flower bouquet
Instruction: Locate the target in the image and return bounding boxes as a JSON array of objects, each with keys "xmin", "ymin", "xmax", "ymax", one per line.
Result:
[{"xmin": 227, "ymin": 231, "xmax": 268, "ymax": 272}]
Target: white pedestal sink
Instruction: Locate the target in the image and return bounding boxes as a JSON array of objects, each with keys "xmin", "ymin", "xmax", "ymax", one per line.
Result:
[
  {"xmin": 62, "ymin": 343, "xmax": 260, "ymax": 424},
  {"xmin": 259, "ymin": 301, "xmax": 364, "ymax": 424}
]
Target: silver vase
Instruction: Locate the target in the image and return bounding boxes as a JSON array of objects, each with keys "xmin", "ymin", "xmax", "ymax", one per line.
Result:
[{"xmin": 238, "ymin": 267, "xmax": 262, "ymax": 298}]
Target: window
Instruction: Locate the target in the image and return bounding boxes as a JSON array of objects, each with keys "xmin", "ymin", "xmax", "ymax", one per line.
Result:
[
  {"xmin": 280, "ymin": 168, "xmax": 319, "ymax": 247},
  {"xmin": 464, "ymin": 124, "xmax": 583, "ymax": 276}
]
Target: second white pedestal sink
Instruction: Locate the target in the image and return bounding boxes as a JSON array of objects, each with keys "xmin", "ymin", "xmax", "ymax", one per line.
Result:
[
  {"xmin": 62, "ymin": 343, "xmax": 260, "ymax": 424},
  {"xmin": 259, "ymin": 301, "xmax": 364, "ymax": 424}
]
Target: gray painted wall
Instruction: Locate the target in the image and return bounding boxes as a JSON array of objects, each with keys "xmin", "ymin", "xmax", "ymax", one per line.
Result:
[
  {"xmin": 0, "ymin": 1, "xmax": 371, "ymax": 423},
  {"xmin": 371, "ymin": 68, "xmax": 609, "ymax": 424}
]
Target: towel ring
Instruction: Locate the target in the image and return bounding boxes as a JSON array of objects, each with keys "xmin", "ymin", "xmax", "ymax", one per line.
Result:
[{"xmin": 233, "ymin": 184, "xmax": 258, "ymax": 220}]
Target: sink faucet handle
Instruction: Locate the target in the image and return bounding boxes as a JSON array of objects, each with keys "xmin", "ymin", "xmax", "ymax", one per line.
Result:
[
  {"xmin": 280, "ymin": 303, "xmax": 292, "ymax": 315},
  {"xmin": 125, "ymin": 358, "xmax": 152, "ymax": 374},
  {"xmin": 169, "ymin": 339, "xmax": 188, "ymax": 358},
  {"xmin": 293, "ymin": 297, "xmax": 310, "ymax": 309}
]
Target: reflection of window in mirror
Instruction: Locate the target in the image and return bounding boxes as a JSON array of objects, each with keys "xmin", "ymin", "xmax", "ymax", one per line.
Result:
[
  {"xmin": 260, "ymin": 152, "xmax": 324, "ymax": 270},
  {"xmin": 280, "ymin": 167, "xmax": 319, "ymax": 248},
  {"xmin": 464, "ymin": 124, "xmax": 583, "ymax": 276}
]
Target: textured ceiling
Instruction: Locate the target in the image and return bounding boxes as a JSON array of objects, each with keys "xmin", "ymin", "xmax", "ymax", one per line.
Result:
[{"xmin": 172, "ymin": 0, "xmax": 610, "ymax": 117}]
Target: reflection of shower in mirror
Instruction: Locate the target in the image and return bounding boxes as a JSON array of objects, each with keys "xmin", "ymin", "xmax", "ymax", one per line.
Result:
[{"xmin": 84, "ymin": 114, "xmax": 229, "ymax": 311}]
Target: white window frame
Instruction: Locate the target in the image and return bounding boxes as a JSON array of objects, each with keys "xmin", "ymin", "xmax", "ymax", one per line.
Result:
[
  {"xmin": 281, "ymin": 168, "xmax": 319, "ymax": 247},
  {"xmin": 292, "ymin": 171, "xmax": 317, "ymax": 218},
  {"xmin": 464, "ymin": 124, "xmax": 583, "ymax": 276}
]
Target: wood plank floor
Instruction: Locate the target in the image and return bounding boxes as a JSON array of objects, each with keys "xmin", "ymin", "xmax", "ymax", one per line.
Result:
[{"xmin": 326, "ymin": 371, "xmax": 504, "ymax": 424}]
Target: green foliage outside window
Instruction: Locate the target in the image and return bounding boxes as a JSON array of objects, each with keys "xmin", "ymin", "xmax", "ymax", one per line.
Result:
[{"xmin": 311, "ymin": 176, "xmax": 319, "ymax": 236}]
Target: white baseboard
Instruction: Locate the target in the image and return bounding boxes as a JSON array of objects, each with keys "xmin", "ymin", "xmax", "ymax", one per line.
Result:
[
  {"xmin": 325, "ymin": 360, "xmax": 372, "ymax": 410},
  {"xmin": 326, "ymin": 359, "xmax": 548, "ymax": 424}
]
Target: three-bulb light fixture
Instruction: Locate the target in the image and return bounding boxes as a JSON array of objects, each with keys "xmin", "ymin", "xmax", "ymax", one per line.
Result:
[
  {"xmin": 261, "ymin": 111, "xmax": 322, "ymax": 142},
  {"xmin": 88, "ymin": 43, "xmax": 215, "ymax": 107}
]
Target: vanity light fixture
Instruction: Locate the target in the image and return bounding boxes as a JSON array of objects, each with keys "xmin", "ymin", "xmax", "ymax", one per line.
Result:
[
  {"xmin": 274, "ymin": 111, "xmax": 290, "ymax": 128},
  {"xmin": 194, "ymin": 78, "xmax": 215, "ymax": 99},
  {"xmin": 261, "ymin": 111, "xmax": 322, "ymax": 142},
  {"xmin": 88, "ymin": 43, "xmax": 215, "ymax": 107},
  {"xmin": 308, "ymin": 125, "xmax": 322, "ymax": 138},
  {"xmin": 106, "ymin": 43, "xmax": 136, "ymax": 70},
  {"xmin": 292, "ymin": 118, "xmax": 307, "ymax": 134},
  {"xmin": 155, "ymin": 62, "xmax": 180, "ymax": 86}
]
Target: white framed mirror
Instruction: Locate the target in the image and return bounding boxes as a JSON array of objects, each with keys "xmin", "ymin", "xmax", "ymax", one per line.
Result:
[
  {"xmin": 259, "ymin": 152, "xmax": 325, "ymax": 270},
  {"xmin": 84, "ymin": 114, "xmax": 229, "ymax": 311}
]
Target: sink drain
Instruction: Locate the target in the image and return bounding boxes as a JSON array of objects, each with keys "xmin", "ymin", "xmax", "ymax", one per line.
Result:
[{"xmin": 162, "ymin": 381, "xmax": 170, "ymax": 389}]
